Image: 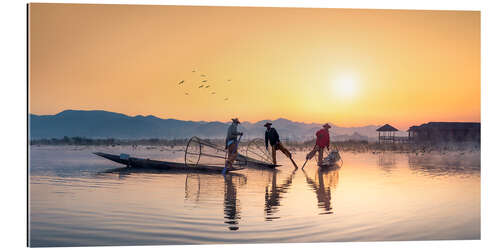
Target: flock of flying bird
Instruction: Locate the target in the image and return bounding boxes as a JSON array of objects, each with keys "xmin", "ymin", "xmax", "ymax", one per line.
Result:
[{"xmin": 177, "ymin": 69, "xmax": 232, "ymax": 101}]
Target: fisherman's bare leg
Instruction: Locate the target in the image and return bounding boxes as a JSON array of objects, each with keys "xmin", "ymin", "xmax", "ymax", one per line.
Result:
[
  {"xmin": 271, "ymin": 145, "xmax": 277, "ymax": 165},
  {"xmin": 228, "ymin": 150, "xmax": 238, "ymax": 165},
  {"xmin": 277, "ymin": 142, "xmax": 298, "ymax": 168},
  {"xmin": 226, "ymin": 143, "xmax": 238, "ymax": 169},
  {"xmin": 317, "ymin": 147, "xmax": 324, "ymax": 165},
  {"xmin": 277, "ymin": 142, "xmax": 292, "ymax": 159}
]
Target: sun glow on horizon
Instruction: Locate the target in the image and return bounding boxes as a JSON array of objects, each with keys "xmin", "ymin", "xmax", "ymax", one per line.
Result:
[{"xmin": 333, "ymin": 74, "xmax": 359, "ymax": 100}]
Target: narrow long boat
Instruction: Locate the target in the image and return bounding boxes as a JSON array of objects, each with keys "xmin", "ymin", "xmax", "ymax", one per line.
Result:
[
  {"xmin": 237, "ymin": 154, "xmax": 281, "ymax": 168},
  {"xmin": 94, "ymin": 152, "xmax": 244, "ymax": 173},
  {"xmin": 318, "ymin": 150, "xmax": 343, "ymax": 168}
]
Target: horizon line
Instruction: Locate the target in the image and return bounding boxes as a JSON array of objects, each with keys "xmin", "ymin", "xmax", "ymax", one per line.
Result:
[
  {"xmin": 29, "ymin": 109, "xmax": 389, "ymax": 128},
  {"xmin": 29, "ymin": 109, "xmax": 481, "ymax": 130}
]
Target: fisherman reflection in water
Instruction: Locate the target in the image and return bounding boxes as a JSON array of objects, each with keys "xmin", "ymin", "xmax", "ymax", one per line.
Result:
[
  {"xmin": 223, "ymin": 174, "xmax": 241, "ymax": 231},
  {"xmin": 223, "ymin": 118, "xmax": 243, "ymax": 174},
  {"xmin": 303, "ymin": 167, "xmax": 339, "ymax": 214},
  {"xmin": 264, "ymin": 168, "xmax": 298, "ymax": 221},
  {"xmin": 184, "ymin": 173, "xmax": 242, "ymax": 231},
  {"xmin": 264, "ymin": 122, "xmax": 298, "ymax": 168}
]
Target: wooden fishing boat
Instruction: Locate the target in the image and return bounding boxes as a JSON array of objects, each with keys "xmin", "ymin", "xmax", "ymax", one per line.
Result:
[
  {"xmin": 94, "ymin": 152, "xmax": 244, "ymax": 173},
  {"xmin": 319, "ymin": 150, "xmax": 343, "ymax": 168},
  {"xmin": 319, "ymin": 161, "xmax": 342, "ymax": 170},
  {"xmin": 238, "ymin": 155, "xmax": 281, "ymax": 168}
]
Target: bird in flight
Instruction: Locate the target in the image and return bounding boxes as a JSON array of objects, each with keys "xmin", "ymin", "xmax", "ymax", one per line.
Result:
[
  {"xmin": 178, "ymin": 80, "xmax": 184, "ymax": 85},
  {"xmin": 227, "ymin": 79, "xmax": 231, "ymax": 82},
  {"xmin": 185, "ymin": 92, "xmax": 189, "ymax": 95},
  {"xmin": 205, "ymin": 85, "xmax": 210, "ymax": 88},
  {"xmin": 201, "ymin": 80, "xmax": 207, "ymax": 82},
  {"xmin": 192, "ymin": 69, "xmax": 196, "ymax": 72},
  {"xmin": 224, "ymin": 98, "xmax": 229, "ymax": 101},
  {"xmin": 199, "ymin": 85, "xmax": 204, "ymax": 88},
  {"xmin": 211, "ymin": 92, "xmax": 216, "ymax": 95},
  {"xmin": 200, "ymin": 74, "xmax": 206, "ymax": 77}
]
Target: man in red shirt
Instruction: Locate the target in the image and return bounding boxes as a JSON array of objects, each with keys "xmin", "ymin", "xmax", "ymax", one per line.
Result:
[{"xmin": 306, "ymin": 123, "xmax": 331, "ymax": 166}]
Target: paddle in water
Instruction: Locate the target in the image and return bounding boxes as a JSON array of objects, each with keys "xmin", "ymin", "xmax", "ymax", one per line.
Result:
[
  {"xmin": 301, "ymin": 158, "xmax": 309, "ymax": 169},
  {"xmin": 290, "ymin": 157, "xmax": 299, "ymax": 169}
]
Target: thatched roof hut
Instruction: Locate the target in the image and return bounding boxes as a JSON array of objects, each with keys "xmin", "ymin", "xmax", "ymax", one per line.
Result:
[
  {"xmin": 376, "ymin": 124, "xmax": 399, "ymax": 143},
  {"xmin": 376, "ymin": 124, "xmax": 399, "ymax": 132}
]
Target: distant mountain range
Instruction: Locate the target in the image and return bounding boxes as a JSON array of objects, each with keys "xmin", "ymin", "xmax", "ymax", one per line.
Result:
[{"xmin": 29, "ymin": 110, "xmax": 381, "ymax": 141}]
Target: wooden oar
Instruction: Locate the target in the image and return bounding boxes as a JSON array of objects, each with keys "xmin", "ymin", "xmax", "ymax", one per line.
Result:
[
  {"xmin": 237, "ymin": 134, "xmax": 243, "ymax": 145},
  {"xmin": 302, "ymin": 146, "xmax": 315, "ymax": 169},
  {"xmin": 289, "ymin": 157, "xmax": 299, "ymax": 169},
  {"xmin": 301, "ymin": 158, "xmax": 309, "ymax": 169}
]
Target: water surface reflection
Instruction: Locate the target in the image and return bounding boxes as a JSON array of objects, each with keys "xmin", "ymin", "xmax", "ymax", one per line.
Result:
[
  {"xmin": 101, "ymin": 167, "xmax": 248, "ymax": 231},
  {"xmin": 408, "ymin": 152, "xmax": 480, "ymax": 177},
  {"xmin": 377, "ymin": 153, "xmax": 396, "ymax": 174},
  {"xmin": 303, "ymin": 167, "xmax": 339, "ymax": 214},
  {"xmin": 223, "ymin": 174, "xmax": 242, "ymax": 230},
  {"xmin": 264, "ymin": 169, "xmax": 297, "ymax": 221},
  {"xmin": 29, "ymin": 147, "xmax": 480, "ymax": 246}
]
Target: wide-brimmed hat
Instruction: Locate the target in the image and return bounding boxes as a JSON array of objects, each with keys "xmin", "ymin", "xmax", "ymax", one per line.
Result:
[
  {"xmin": 231, "ymin": 118, "xmax": 240, "ymax": 124},
  {"xmin": 323, "ymin": 123, "xmax": 331, "ymax": 129},
  {"xmin": 264, "ymin": 122, "xmax": 272, "ymax": 127}
]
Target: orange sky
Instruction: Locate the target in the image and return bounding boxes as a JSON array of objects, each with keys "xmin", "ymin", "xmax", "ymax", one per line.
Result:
[{"xmin": 29, "ymin": 4, "xmax": 480, "ymax": 130}]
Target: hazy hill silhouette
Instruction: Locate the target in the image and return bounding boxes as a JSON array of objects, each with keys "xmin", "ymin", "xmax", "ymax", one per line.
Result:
[{"xmin": 29, "ymin": 110, "xmax": 379, "ymax": 140}]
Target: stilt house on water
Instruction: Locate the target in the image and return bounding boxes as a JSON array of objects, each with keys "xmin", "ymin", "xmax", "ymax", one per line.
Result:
[
  {"xmin": 407, "ymin": 122, "xmax": 480, "ymax": 143},
  {"xmin": 376, "ymin": 124, "xmax": 407, "ymax": 143}
]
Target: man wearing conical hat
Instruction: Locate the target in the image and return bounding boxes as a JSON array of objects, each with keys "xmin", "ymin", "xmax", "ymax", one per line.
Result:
[
  {"xmin": 264, "ymin": 122, "xmax": 298, "ymax": 168},
  {"xmin": 223, "ymin": 118, "xmax": 243, "ymax": 174},
  {"xmin": 305, "ymin": 123, "xmax": 331, "ymax": 166}
]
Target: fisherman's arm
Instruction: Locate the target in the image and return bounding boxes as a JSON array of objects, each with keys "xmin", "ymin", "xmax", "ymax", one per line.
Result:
[
  {"xmin": 316, "ymin": 130, "xmax": 322, "ymax": 142},
  {"xmin": 265, "ymin": 132, "xmax": 269, "ymax": 149}
]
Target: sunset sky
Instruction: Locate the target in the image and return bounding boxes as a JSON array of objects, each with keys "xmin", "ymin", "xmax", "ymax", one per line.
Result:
[{"xmin": 29, "ymin": 4, "xmax": 480, "ymax": 130}]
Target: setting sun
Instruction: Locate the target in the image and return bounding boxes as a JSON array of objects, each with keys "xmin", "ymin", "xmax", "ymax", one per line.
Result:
[{"xmin": 333, "ymin": 74, "xmax": 359, "ymax": 99}]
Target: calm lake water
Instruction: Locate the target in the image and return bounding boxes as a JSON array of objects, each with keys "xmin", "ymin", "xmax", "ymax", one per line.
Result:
[{"xmin": 28, "ymin": 145, "xmax": 480, "ymax": 247}]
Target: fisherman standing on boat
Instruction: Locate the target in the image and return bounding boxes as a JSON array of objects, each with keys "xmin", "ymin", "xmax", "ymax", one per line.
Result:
[
  {"xmin": 264, "ymin": 122, "xmax": 298, "ymax": 168},
  {"xmin": 223, "ymin": 118, "xmax": 243, "ymax": 174},
  {"xmin": 305, "ymin": 123, "xmax": 331, "ymax": 166}
]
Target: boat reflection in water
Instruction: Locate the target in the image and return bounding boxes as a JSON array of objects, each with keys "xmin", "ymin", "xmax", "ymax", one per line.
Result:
[
  {"xmin": 303, "ymin": 166, "xmax": 340, "ymax": 215},
  {"xmin": 101, "ymin": 167, "xmax": 248, "ymax": 231},
  {"xmin": 264, "ymin": 168, "xmax": 298, "ymax": 221}
]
